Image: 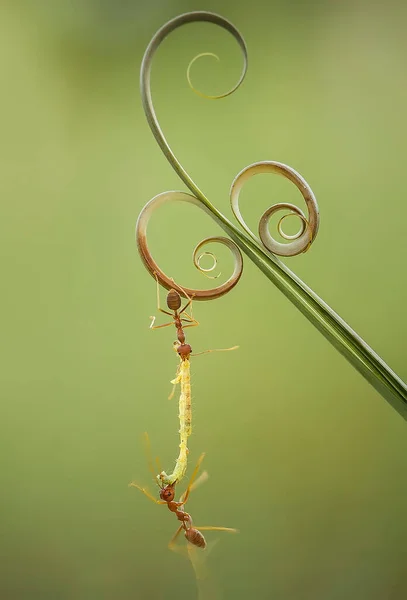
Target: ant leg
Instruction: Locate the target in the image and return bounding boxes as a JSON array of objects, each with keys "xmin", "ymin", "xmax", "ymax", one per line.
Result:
[
  {"xmin": 152, "ymin": 272, "xmax": 173, "ymax": 318},
  {"xmin": 179, "ymin": 298, "xmax": 194, "ymax": 316},
  {"xmin": 195, "ymin": 526, "xmax": 239, "ymax": 534},
  {"xmin": 168, "ymin": 525, "xmax": 184, "ymax": 550},
  {"xmin": 142, "ymin": 432, "xmax": 159, "ymax": 482},
  {"xmin": 149, "ymin": 271, "xmax": 173, "ymax": 329},
  {"xmin": 177, "ymin": 470, "xmax": 209, "ymax": 506},
  {"xmin": 128, "ymin": 482, "xmax": 166, "ymax": 505},
  {"xmin": 170, "ymin": 279, "xmax": 195, "ymax": 318},
  {"xmin": 155, "ymin": 455, "xmax": 162, "ymax": 476},
  {"xmin": 178, "ymin": 453, "xmax": 206, "ymax": 507},
  {"xmin": 149, "ymin": 316, "xmax": 173, "ymax": 330},
  {"xmin": 181, "ymin": 313, "xmax": 200, "ymax": 328},
  {"xmin": 187, "ymin": 470, "xmax": 209, "ymax": 494},
  {"xmin": 182, "ymin": 311, "xmax": 196, "ymax": 320},
  {"xmin": 142, "ymin": 432, "xmax": 163, "ymax": 485},
  {"xmin": 157, "ymin": 309, "xmax": 173, "ymax": 317},
  {"xmin": 191, "ymin": 346, "xmax": 239, "ymax": 357}
]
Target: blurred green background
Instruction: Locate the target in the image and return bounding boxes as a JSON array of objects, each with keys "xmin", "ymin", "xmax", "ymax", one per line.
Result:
[{"xmin": 1, "ymin": 1, "xmax": 407, "ymax": 598}]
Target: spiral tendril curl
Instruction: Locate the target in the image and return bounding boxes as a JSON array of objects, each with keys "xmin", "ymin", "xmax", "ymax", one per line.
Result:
[
  {"xmin": 136, "ymin": 191, "xmax": 243, "ymax": 300},
  {"xmin": 277, "ymin": 212, "xmax": 306, "ymax": 241},
  {"xmin": 187, "ymin": 53, "xmax": 223, "ymax": 99},
  {"xmin": 195, "ymin": 251, "xmax": 221, "ymax": 280},
  {"xmin": 137, "ymin": 11, "xmax": 319, "ymax": 299},
  {"xmin": 230, "ymin": 161, "xmax": 319, "ymax": 257}
]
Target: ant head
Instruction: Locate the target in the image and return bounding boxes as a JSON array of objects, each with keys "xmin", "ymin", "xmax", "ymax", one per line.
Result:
[
  {"xmin": 177, "ymin": 343, "xmax": 192, "ymax": 360},
  {"xmin": 167, "ymin": 289, "xmax": 181, "ymax": 311},
  {"xmin": 159, "ymin": 484, "xmax": 176, "ymax": 502}
]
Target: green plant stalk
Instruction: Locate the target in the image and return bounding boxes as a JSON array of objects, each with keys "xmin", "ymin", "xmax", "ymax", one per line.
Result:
[
  {"xmin": 189, "ymin": 200, "xmax": 407, "ymax": 421},
  {"xmin": 140, "ymin": 11, "xmax": 407, "ymax": 421}
]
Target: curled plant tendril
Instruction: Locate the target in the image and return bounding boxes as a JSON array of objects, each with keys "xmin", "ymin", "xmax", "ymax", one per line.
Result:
[
  {"xmin": 278, "ymin": 213, "xmax": 306, "ymax": 241},
  {"xmin": 137, "ymin": 11, "xmax": 318, "ymax": 297},
  {"xmin": 187, "ymin": 53, "xmax": 222, "ymax": 99},
  {"xmin": 140, "ymin": 11, "xmax": 247, "ymax": 200},
  {"xmin": 138, "ymin": 11, "xmax": 248, "ymax": 299},
  {"xmin": 194, "ymin": 251, "xmax": 221, "ymax": 280},
  {"xmin": 230, "ymin": 161, "xmax": 319, "ymax": 257},
  {"xmin": 136, "ymin": 191, "xmax": 243, "ymax": 300}
]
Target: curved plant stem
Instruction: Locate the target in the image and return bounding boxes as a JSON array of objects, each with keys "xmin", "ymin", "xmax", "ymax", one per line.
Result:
[{"xmin": 139, "ymin": 12, "xmax": 407, "ymax": 421}]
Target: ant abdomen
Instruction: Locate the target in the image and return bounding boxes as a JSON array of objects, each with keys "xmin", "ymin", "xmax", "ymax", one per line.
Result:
[
  {"xmin": 167, "ymin": 289, "xmax": 181, "ymax": 311},
  {"xmin": 185, "ymin": 528, "xmax": 206, "ymax": 549}
]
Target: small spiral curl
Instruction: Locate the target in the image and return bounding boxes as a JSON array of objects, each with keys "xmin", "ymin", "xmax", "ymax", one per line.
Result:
[
  {"xmin": 136, "ymin": 191, "xmax": 243, "ymax": 300},
  {"xmin": 194, "ymin": 250, "xmax": 220, "ymax": 279},
  {"xmin": 230, "ymin": 161, "xmax": 319, "ymax": 257}
]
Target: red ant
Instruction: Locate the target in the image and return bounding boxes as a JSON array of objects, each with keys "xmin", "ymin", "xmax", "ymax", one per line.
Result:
[{"xmin": 130, "ymin": 447, "xmax": 237, "ymax": 550}]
